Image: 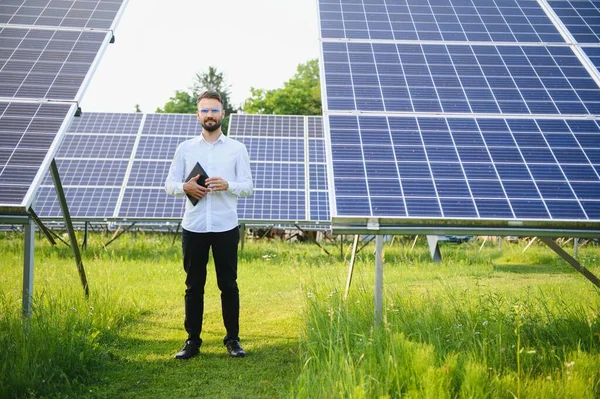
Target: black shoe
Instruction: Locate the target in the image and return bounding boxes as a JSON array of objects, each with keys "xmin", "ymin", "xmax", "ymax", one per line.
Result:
[
  {"xmin": 174, "ymin": 340, "xmax": 200, "ymax": 359},
  {"xmin": 226, "ymin": 340, "xmax": 247, "ymax": 358}
]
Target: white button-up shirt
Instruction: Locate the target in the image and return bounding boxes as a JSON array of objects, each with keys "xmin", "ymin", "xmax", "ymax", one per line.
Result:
[{"xmin": 165, "ymin": 133, "xmax": 253, "ymax": 233}]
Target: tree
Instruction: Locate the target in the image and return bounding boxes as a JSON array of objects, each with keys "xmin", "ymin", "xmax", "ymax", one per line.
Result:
[
  {"xmin": 155, "ymin": 91, "xmax": 196, "ymax": 114},
  {"xmin": 243, "ymin": 59, "xmax": 321, "ymax": 115},
  {"xmin": 156, "ymin": 66, "xmax": 236, "ymax": 133}
]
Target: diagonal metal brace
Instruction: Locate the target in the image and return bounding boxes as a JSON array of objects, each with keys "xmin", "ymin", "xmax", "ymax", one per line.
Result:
[
  {"xmin": 50, "ymin": 159, "xmax": 89, "ymax": 298},
  {"xmin": 538, "ymin": 237, "xmax": 600, "ymax": 289}
]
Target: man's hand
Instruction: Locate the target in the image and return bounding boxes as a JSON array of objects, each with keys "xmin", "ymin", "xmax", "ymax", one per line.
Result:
[
  {"xmin": 205, "ymin": 177, "xmax": 229, "ymax": 192},
  {"xmin": 183, "ymin": 174, "xmax": 209, "ymax": 200}
]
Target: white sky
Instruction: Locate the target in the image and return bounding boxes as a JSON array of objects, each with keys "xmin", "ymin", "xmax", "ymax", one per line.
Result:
[{"xmin": 80, "ymin": 0, "xmax": 321, "ymax": 113}]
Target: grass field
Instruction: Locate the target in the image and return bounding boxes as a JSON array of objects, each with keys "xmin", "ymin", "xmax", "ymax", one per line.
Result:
[{"xmin": 1, "ymin": 231, "xmax": 599, "ymax": 398}]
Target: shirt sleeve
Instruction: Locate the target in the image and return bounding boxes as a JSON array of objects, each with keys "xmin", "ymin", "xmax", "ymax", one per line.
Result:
[
  {"xmin": 164, "ymin": 144, "xmax": 186, "ymax": 197},
  {"xmin": 227, "ymin": 144, "xmax": 253, "ymax": 198}
]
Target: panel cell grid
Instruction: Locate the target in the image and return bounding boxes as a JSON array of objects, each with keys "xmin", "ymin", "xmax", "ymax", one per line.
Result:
[
  {"xmin": 329, "ymin": 114, "xmax": 600, "ymax": 221},
  {"xmin": 0, "ymin": 101, "xmax": 73, "ymax": 207},
  {"xmin": 0, "ymin": 0, "xmax": 125, "ymax": 30},
  {"xmin": 56, "ymin": 134, "xmax": 135, "ymax": 158},
  {"xmin": 118, "ymin": 188, "xmax": 185, "ymax": 219},
  {"xmin": 68, "ymin": 113, "xmax": 143, "ymax": 135},
  {"xmin": 35, "ymin": 186, "xmax": 120, "ymax": 218},
  {"xmin": 238, "ymin": 190, "xmax": 306, "ymax": 221},
  {"xmin": 251, "ymin": 162, "xmax": 305, "ymax": 190},
  {"xmin": 127, "ymin": 160, "xmax": 171, "ymax": 187},
  {"xmin": 135, "ymin": 135, "xmax": 189, "ymax": 159},
  {"xmin": 548, "ymin": 0, "xmax": 600, "ymax": 43},
  {"xmin": 229, "ymin": 114, "xmax": 305, "ymax": 137},
  {"xmin": 41, "ymin": 159, "xmax": 128, "ymax": 186},
  {"xmin": 0, "ymin": 27, "xmax": 109, "ymax": 101},
  {"xmin": 236, "ymin": 137, "xmax": 305, "ymax": 162},
  {"xmin": 319, "ymin": 0, "xmax": 565, "ymax": 43},
  {"xmin": 142, "ymin": 114, "xmax": 203, "ymax": 136},
  {"xmin": 323, "ymin": 42, "xmax": 600, "ymax": 115}
]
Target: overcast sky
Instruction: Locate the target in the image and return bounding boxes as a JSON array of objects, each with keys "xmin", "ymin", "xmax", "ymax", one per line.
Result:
[{"xmin": 80, "ymin": 0, "xmax": 321, "ymax": 113}]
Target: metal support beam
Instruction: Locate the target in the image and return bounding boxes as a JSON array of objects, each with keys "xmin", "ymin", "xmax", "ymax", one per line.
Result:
[
  {"xmin": 538, "ymin": 237, "xmax": 600, "ymax": 289},
  {"xmin": 103, "ymin": 222, "xmax": 137, "ymax": 248},
  {"xmin": 574, "ymin": 238, "xmax": 579, "ymax": 260},
  {"xmin": 375, "ymin": 235, "xmax": 384, "ymax": 327},
  {"xmin": 50, "ymin": 159, "xmax": 89, "ymax": 298},
  {"xmin": 82, "ymin": 221, "xmax": 88, "ymax": 251},
  {"xmin": 426, "ymin": 235, "xmax": 442, "ymax": 262},
  {"xmin": 28, "ymin": 207, "xmax": 56, "ymax": 245},
  {"xmin": 240, "ymin": 224, "xmax": 245, "ymax": 251},
  {"xmin": 294, "ymin": 224, "xmax": 331, "ymax": 256},
  {"xmin": 172, "ymin": 222, "xmax": 181, "ymax": 246},
  {"xmin": 343, "ymin": 234, "xmax": 360, "ymax": 300},
  {"xmin": 22, "ymin": 216, "xmax": 35, "ymax": 318}
]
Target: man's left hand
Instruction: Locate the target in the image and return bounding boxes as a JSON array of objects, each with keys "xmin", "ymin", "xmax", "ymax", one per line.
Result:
[{"xmin": 205, "ymin": 177, "xmax": 229, "ymax": 192}]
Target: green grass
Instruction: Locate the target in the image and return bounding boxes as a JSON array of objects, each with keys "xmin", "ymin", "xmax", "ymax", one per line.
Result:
[{"xmin": 1, "ymin": 232, "xmax": 599, "ymax": 398}]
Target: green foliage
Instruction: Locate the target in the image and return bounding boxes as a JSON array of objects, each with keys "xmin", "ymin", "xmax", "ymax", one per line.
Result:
[
  {"xmin": 243, "ymin": 59, "xmax": 322, "ymax": 115},
  {"xmin": 155, "ymin": 90, "xmax": 197, "ymax": 114},
  {"xmin": 155, "ymin": 66, "xmax": 236, "ymax": 133},
  {"xmin": 2, "ymin": 233, "xmax": 600, "ymax": 398}
]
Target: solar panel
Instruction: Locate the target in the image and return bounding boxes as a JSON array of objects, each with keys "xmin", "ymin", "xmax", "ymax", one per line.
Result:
[
  {"xmin": 318, "ymin": 0, "xmax": 565, "ymax": 43},
  {"xmin": 229, "ymin": 114, "xmax": 329, "ymax": 224},
  {"xmin": 323, "ymin": 42, "xmax": 600, "ymax": 115},
  {"xmin": 0, "ymin": 0, "xmax": 126, "ymax": 30},
  {"xmin": 319, "ymin": 0, "xmax": 600, "ymax": 235},
  {"xmin": 583, "ymin": 46, "xmax": 600, "ymax": 72},
  {"xmin": 0, "ymin": 100, "xmax": 76, "ymax": 211},
  {"xmin": 0, "ymin": 27, "xmax": 112, "ymax": 101},
  {"xmin": 35, "ymin": 112, "xmax": 142, "ymax": 219},
  {"xmin": 36, "ymin": 113, "xmax": 330, "ymax": 224},
  {"xmin": 547, "ymin": 0, "xmax": 600, "ymax": 44}
]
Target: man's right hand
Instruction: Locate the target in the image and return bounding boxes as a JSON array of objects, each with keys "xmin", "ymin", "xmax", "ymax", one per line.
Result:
[{"xmin": 183, "ymin": 174, "xmax": 208, "ymax": 200}]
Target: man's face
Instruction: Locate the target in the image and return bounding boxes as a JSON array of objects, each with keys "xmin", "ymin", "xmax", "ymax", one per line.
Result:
[{"xmin": 197, "ymin": 98, "xmax": 224, "ymax": 132}]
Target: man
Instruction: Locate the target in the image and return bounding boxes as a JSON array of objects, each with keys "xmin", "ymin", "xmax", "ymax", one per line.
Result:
[{"xmin": 165, "ymin": 90, "xmax": 253, "ymax": 359}]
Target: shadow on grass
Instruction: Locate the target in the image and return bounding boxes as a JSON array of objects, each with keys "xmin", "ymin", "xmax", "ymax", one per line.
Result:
[
  {"xmin": 493, "ymin": 263, "xmax": 576, "ymax": 275},
  {"xmin": 88, "ymin": 334, "xmax": 300, "ymax": 399}
]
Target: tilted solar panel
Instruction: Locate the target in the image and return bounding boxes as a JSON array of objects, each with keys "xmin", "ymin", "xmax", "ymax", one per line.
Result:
[
  {"xmin": 0, "ymin": 0, "xmax": 126, "ymax": 30},
  {"xmin": 0, "ymin": 27, "xmax": 112, "ymax": 101},
  {"xmin": 0, "ymin": 100, "xmax": 76, "ymax": 212},
  {"xmin": 318, "ymin": 0, "xmax": 600, "ymax": 235},
  {"xmin": 319, "ymin": 0, "xmax": 565, "ymax": 43}
]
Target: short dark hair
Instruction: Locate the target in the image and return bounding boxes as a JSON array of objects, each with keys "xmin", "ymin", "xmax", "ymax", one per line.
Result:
[{"xmin": 197, "ymin": 90, "xmax": 223, "ymax": 105}]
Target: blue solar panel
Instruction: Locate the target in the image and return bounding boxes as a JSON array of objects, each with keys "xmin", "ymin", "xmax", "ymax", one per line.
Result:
[
  {"xmin": 229, "ymin": 114, "xmax": 329, "ymax": 224},
  {"xmin": 0, "ymin": 101, "xmax": 76, "ymax": 209},
  {"xmin": 68, "ymin": 112, "xmax": 142, "ymax": 135},
  {"xmin": 35, "ymin": 186, "xmax": 121, "ymax": 218},
  {"xmin": 41, "ymin": 159, "xmax": 128, "ymax": 186},
  {"xmin": 127, "ymin": 160, "xmax": 172, "ymax": 187},
  {"xmin": 319, "ymin": 0, "xmax": 565, "ymax": 43},
  {"xmin": 118, "ymin": 188, "xmax": 184, "ymax": 219},
  {"xmin": 228, "ymin": 114, "xmax": 305, "ymax": 137},
  {"xmin": 323, "ymin": 42, "xmax": 600, "ymax": 115},
  {"xmin": 583, "ymin": 47, "xmax": 600, "ymax": 72},
  {"xmin": 548, "ymin": 0, "xmax": 600, "ymax": 43},
  {"xmin": 142, "ymin": 114, "xmax": 204, "ymax": 136},
  {"xmin": 135, "ymin": 135, "xmax": 189, "ymax": 159},
  {"xmin": 328, "ymin": 114, "xmax": 600, "ymax": 221},
  {"xmin": 0, "ymin": 27, "xmax": 111, "ymax": 101},
  {"xmin": 0, "ymin": 0, "xmax": 126, "ymax": 30}
]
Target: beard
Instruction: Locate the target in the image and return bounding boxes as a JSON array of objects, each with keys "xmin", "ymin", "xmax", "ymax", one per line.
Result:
[{"xmin": 201, "ymin": 118, "xmax": 221, "ymax": 132}]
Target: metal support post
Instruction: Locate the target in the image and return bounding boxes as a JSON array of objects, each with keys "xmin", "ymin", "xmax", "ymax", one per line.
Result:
[
  {"xmin": 22, "ymin": 216, "xmax": 35, "ymax": 318},
  {"xmin": 343, "ymin": 234, "xmax": 360, "ymax": 300},
  {"xmin": 426, "ymin": 235, "xmax": 442, "ymax": 262},
  {"xmin": 375, "ymin": 235, "xmax": 384, "ymax": 327}
]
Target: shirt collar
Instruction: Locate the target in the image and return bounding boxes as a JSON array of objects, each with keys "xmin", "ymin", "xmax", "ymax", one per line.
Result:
[{"xmin": 198, "ymin": 132, "xmax": 227, "ymax": 145}]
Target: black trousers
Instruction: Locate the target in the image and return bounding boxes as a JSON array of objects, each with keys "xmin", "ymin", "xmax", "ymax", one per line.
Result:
[{"xmin": 181, "ymin": 226, "xmax": 240, "ymax": 345}]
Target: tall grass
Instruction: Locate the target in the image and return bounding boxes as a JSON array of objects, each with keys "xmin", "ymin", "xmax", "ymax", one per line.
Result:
[{"xmin": 294, "ymin": 239, "xmax": 600, "ymax": 398}]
